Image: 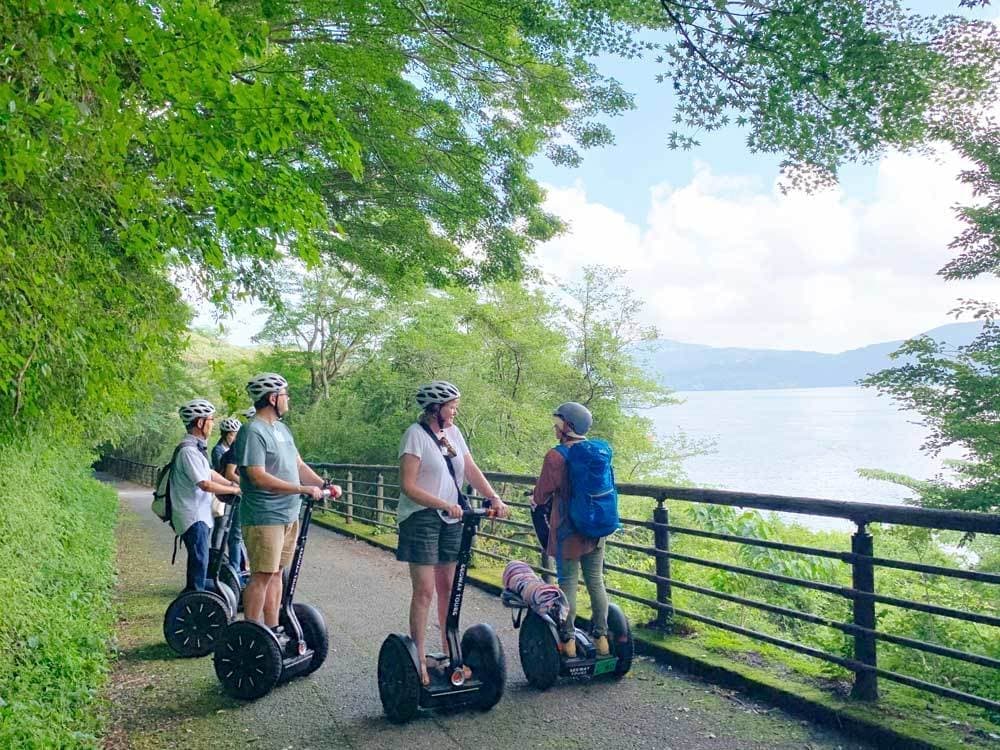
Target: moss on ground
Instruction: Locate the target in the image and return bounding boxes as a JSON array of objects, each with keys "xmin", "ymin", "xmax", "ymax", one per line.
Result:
[{"xmin": 104, "ymin": 499, "xmax": 248, "ymax": 750}]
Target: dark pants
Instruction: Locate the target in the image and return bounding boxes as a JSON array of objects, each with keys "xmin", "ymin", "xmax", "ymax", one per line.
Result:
[
  {"xmin": 226, "ymin": 504, "xmax": 246, "ymax": 572},
  {"xmin": 182, "ymin": 521, "xmax": 211, "ymax": 592}
]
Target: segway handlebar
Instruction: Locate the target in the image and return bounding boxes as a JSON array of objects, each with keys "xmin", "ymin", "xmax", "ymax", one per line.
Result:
[
  {"xmin": 463, "ymin": 506, "xmax": 499, "ymax": 519},
  {"xmin": 299, "ymin": 484, "xmax": 342, "ymax": 500}
]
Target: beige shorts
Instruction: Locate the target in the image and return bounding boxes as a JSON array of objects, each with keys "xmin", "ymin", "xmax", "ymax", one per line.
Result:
[{"xmin": 243, "ymin": 520, "xmax": 299, "ymax": 573}]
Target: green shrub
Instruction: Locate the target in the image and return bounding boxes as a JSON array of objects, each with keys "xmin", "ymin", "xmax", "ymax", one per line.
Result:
[{"xmin": 0, "ymin": 438, "xmax": 118, "ymax": 749}]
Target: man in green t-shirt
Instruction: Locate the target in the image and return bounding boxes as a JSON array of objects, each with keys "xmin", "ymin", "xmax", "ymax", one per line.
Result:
[{"xmin": 233, "ymin": 373, "xmax": 330, "ymax": 627}]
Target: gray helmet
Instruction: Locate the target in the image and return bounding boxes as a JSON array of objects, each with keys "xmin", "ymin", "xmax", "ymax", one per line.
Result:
[
  {"xmin": 246, "ymin": 373, "xmax": 288, "ymax": 402},
  {"xmin": 219, "ymin": 417, "xmax": 242, "ymax": 434},
  {"xmin": 179, "ymin": 398, "xmax": 216, "ymax": 424},
  {"xmin": 416, "ymin": 381, "xmax": 461, "ymax": 409},
  {"xmin": 553, "ymin": 402, "xmax": 592, "ymax": 435},
  {"xmin": 244, "ymin": 407, "xmax": 256, "ymax": 418}
]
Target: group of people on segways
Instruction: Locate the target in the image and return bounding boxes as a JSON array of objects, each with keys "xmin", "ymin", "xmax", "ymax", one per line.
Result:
[
  {"xmin": 163, "ymin": 373, "xmax": 629, "ymax": 715},
  {"xmin": 162, "ymin": 373, "xmax": 342, "ymax": 698}
]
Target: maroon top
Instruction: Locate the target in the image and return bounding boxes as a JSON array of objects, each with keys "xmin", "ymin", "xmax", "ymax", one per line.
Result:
[{"xmin": 532, "ymin": 446, "xmax": 599, "ymax": 561}]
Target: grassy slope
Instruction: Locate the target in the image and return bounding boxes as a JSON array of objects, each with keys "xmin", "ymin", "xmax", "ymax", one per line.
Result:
[{"xmin": 0, "ymin": 441, "xmax": 118, "ymax": 749}]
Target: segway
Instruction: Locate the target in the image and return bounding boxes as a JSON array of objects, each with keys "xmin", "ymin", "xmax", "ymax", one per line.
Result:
[
  {"xmin": 502, "ymin": 591, "xmax": 633, "ymax": 689},
  {"xmin": 213, "ymin": 487, "xmax": 335, "ymax": 700},
  {"xmin": 163, "ymin": 497, "xmax": 243, "ymax": 657},
  {"xmin": 377, "ymin": 507, "xmax": 506, "ymax": 723}
]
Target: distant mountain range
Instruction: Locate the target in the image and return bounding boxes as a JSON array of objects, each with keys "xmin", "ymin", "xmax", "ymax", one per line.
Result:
[{"xmin": 642, "ymin": 321, "xmax": 983, "ymax": 391}]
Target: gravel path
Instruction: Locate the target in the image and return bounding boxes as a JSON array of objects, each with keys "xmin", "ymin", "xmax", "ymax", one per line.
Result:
[{"xmin": 111, "ymin": 478, "xmax": 872, "ymax": 750}]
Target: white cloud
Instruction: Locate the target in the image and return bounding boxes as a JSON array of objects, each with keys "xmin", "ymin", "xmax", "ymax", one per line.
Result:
[{"xmin": 534, "ymin": 149, "xmax": 1000, "ymax": 352}]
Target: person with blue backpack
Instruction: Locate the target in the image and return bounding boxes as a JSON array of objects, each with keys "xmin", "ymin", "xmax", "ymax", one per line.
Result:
[{"xmin": 531, "ymin": 402, "xmax": 620, "ymax": 658}]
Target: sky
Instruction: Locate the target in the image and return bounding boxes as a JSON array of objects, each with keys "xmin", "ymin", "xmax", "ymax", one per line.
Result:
[{"xmin": 198, "ymin": 1, "xmax": 1000, "ymax": 355}]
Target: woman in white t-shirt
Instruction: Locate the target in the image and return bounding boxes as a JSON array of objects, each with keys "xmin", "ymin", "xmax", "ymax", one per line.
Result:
[{"xmin": 396, "ymin": 381, "xmax": 509, "ymax": 686}]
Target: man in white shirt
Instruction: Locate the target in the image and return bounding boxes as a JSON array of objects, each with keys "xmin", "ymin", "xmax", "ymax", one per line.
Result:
[{"xmin": 170, "ymin": 399, "xmax": 242, "ymax": 592}]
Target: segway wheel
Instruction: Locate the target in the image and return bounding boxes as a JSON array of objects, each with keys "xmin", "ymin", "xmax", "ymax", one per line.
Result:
[
  {"xmin": 214, "ymin": 621, "xmax": 283, "ymax": 700},
  {"xmin": 377, "ymin": 635, "xmax": 421, "ymax": 724},
  {"xmin": 462, "ymin": 623, "xmax": 506, "ymax": 711},
  {"xmin": 289, "ymin": 602, "xmax": 329, "ymax": 675},
  {"xmin": 607, "ymin": 604, "xmax": 634, "ymax": 677},
  {"xmin": 219, "ymin": 564, "xmax": 243, "ymax": 612},
  {"xmin": 163, "ymin": 591, "xmax": 229, "ymax": 658},
  {"xmin": 518, "ymin": 611, "xmax": 560, "ymax": 690}
]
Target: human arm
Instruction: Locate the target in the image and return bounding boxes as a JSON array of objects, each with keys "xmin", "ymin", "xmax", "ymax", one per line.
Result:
[
  {"xmin": 463, "ymin": 453, "xmax": 508, "ymax": 518},
  {"xmin": 531, "ymin": 450, "xmax": 564, "ymax": 509},
  {"xmin": 244, "ymin": 465, "xmax": 323, "ymax": 500},
  {"xmin": 400, "ymin": 453, "xmax": 463, "ymax": 519}
]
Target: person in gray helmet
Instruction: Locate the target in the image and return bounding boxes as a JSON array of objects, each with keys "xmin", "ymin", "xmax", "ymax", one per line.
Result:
[{"xmin": 531, "ymin": 401, "xmax": 611, "ymax": 658}]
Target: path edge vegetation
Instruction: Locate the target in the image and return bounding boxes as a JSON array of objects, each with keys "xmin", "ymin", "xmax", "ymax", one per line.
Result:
[{"xmin": 0, "ymin": 439, "xmax": 118, "ymax": 749}]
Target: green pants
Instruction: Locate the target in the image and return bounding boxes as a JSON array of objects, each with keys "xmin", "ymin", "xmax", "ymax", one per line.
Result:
[{"xmin": 558, "ymin": 538, "xmax": 608, "ymax": 639}]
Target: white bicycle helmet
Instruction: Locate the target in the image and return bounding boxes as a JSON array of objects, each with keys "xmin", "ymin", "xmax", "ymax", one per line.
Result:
[
  {"xmin": 246, "ymin": 373, "xmax": 288, "ymax": 402},
  {"xmin": 179, "ymin": 398, "xmax": 216, "ymax": 424},
  {"xmin": 416, "ymin": 381, "xmax": 461, "ymax": 409},
  {"xmin": 219, "ymin": 417, "xmax": 242, "ymax": 434},
  {"xmin": 244, "ymin": 407, "xmax": 256, "ymax": 418}
]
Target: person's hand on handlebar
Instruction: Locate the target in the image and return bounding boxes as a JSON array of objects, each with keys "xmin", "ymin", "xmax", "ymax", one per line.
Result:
[
  {"xmin": 487, "ymin": 496, "xmax": 510, "ymax": 518},
  {"xmin": 323, "ymin": 483, "xmax": 343, "ymax": 500},
  {"xmin": 300, "ymin": 485, "xmax": 323, "ymax": 501},
  {"xmin": 440, "ymin": 502, "xmax": 464, "ymax": 519}
]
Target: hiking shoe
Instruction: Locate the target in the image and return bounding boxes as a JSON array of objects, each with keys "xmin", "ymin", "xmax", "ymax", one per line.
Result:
[
  {"xmin": 594, "ymin": 635, "xmax": 610, "ymax": 656},
  {"xmin": 562, "ymin": 638, "xmax": 576, "ymax": 659}
]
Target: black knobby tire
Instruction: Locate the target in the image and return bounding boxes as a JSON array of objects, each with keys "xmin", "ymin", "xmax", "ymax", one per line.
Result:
[
  {"xmin": 377, "ymin": 635, "xmax": 421, "ymax": 724},
  {"xmin": 213, "ymin": 621, "xmax": 283, "ymax": 700},
  {"xmin": 461, "ymin": 623, "xmax": 506, "ymax": 712},
  {"xmin": 219, "ymin": 564, "xmax": 243, "ymax": 612},
  {"xmin": 607, "ymin": 604, "xmax": 633, "ymax": 677},
  {"xmin": 163, "ymin": 591, "xmax": 229, "ymax": 658},
  {"xmin": 291, "ymin": 602, "xmax": 329, "ymax": 675},
  {"xmin": 518, "ymin": 611, "xmax": 560, "ymax": 690}
]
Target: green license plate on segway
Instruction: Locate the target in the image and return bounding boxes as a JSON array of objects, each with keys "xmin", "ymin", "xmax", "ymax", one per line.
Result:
[{"xmin": 593, "ymin": 656, "xmax": 617, "ymax": 676}]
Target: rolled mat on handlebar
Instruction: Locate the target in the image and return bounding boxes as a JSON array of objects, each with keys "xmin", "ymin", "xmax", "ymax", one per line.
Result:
[{"xmin": 503, "ymin": 560, "xmax": 567, "ymax": 622}]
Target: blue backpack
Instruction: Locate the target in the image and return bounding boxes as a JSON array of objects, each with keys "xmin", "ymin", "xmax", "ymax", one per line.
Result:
[{"xmin": 554, "ymin": 439, "xmax": 620, "ymax": 539}]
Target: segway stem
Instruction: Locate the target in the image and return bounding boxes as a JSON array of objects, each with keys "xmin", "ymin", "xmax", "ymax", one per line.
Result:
[
  {"xmin": 207, "ymin": 496, "xmax": 241, "ymax": 591},
  {"xmin": 445, "ymin": 506, "xmax": 495, "ymax": 672},
  {"xmin": 280, "ymin": 488, "xmax": 332, "ymax": 651}
]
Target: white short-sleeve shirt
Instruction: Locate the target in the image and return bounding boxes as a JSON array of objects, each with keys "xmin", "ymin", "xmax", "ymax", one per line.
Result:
[
  {"xmin": 397, "ymin": 422, "xmax": 470, "ymax": 525},
  {"xmin": 169, "ymin": 436, "xmax": 214, "ymax": 536}
]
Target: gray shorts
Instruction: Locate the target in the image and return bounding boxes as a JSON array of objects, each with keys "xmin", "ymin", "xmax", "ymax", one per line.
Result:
[{"xmin": 396, "ymin": 509, "xmax": 462, "ymax": 565}]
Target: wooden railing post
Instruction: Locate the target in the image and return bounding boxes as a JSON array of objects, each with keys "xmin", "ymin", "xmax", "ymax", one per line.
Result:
[
  {"xmin": 650, "ymin": 494, "xmax": 674, "ymax": 629},
  {"xmin": 376, "ymin": 473, "xmax": 384, "ymax": 525},
  {"xmin": 850, "ymin": 522, "xmax": 878, "ymax": 701},
  {"xmin": 346, "ymin": 471, "xmax": 354, "ymax": 524}
]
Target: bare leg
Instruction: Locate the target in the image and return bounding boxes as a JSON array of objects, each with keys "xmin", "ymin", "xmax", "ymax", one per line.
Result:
[
  {"xmin": 409, "ymin": 564, "xmax": 435, "ymax": 685},
  {"xmin": 263, "ymin": 570, "xmax": 283, "ymax": 627},
  {"xmin": 244, "ymin": 571, "xmax": 277, "ymax": 625},
  {"xmin": 433, "ymin": 562, "xmax": 457, "ymax": 652}
]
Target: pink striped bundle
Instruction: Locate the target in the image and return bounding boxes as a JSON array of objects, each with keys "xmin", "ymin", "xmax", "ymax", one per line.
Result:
[{"xmin": 503, "ymin": 560, "xmax": 568, "ymax": 622}]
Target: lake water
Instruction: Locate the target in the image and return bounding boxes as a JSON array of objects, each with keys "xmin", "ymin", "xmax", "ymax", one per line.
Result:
[{"xmin": 649, "ymin": 386, "xmax": 959, "ymax": 530}]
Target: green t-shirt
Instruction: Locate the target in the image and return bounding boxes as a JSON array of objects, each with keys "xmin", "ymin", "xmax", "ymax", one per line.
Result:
[{"xmin": 233, "ymin": 418, "xmax": 301, "ymax": 526}]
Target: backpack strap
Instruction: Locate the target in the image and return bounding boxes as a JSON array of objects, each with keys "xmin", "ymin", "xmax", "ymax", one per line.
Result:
[{"xmin": 418, "ymin": 422, "xmax": 471, "ymax": 510}]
